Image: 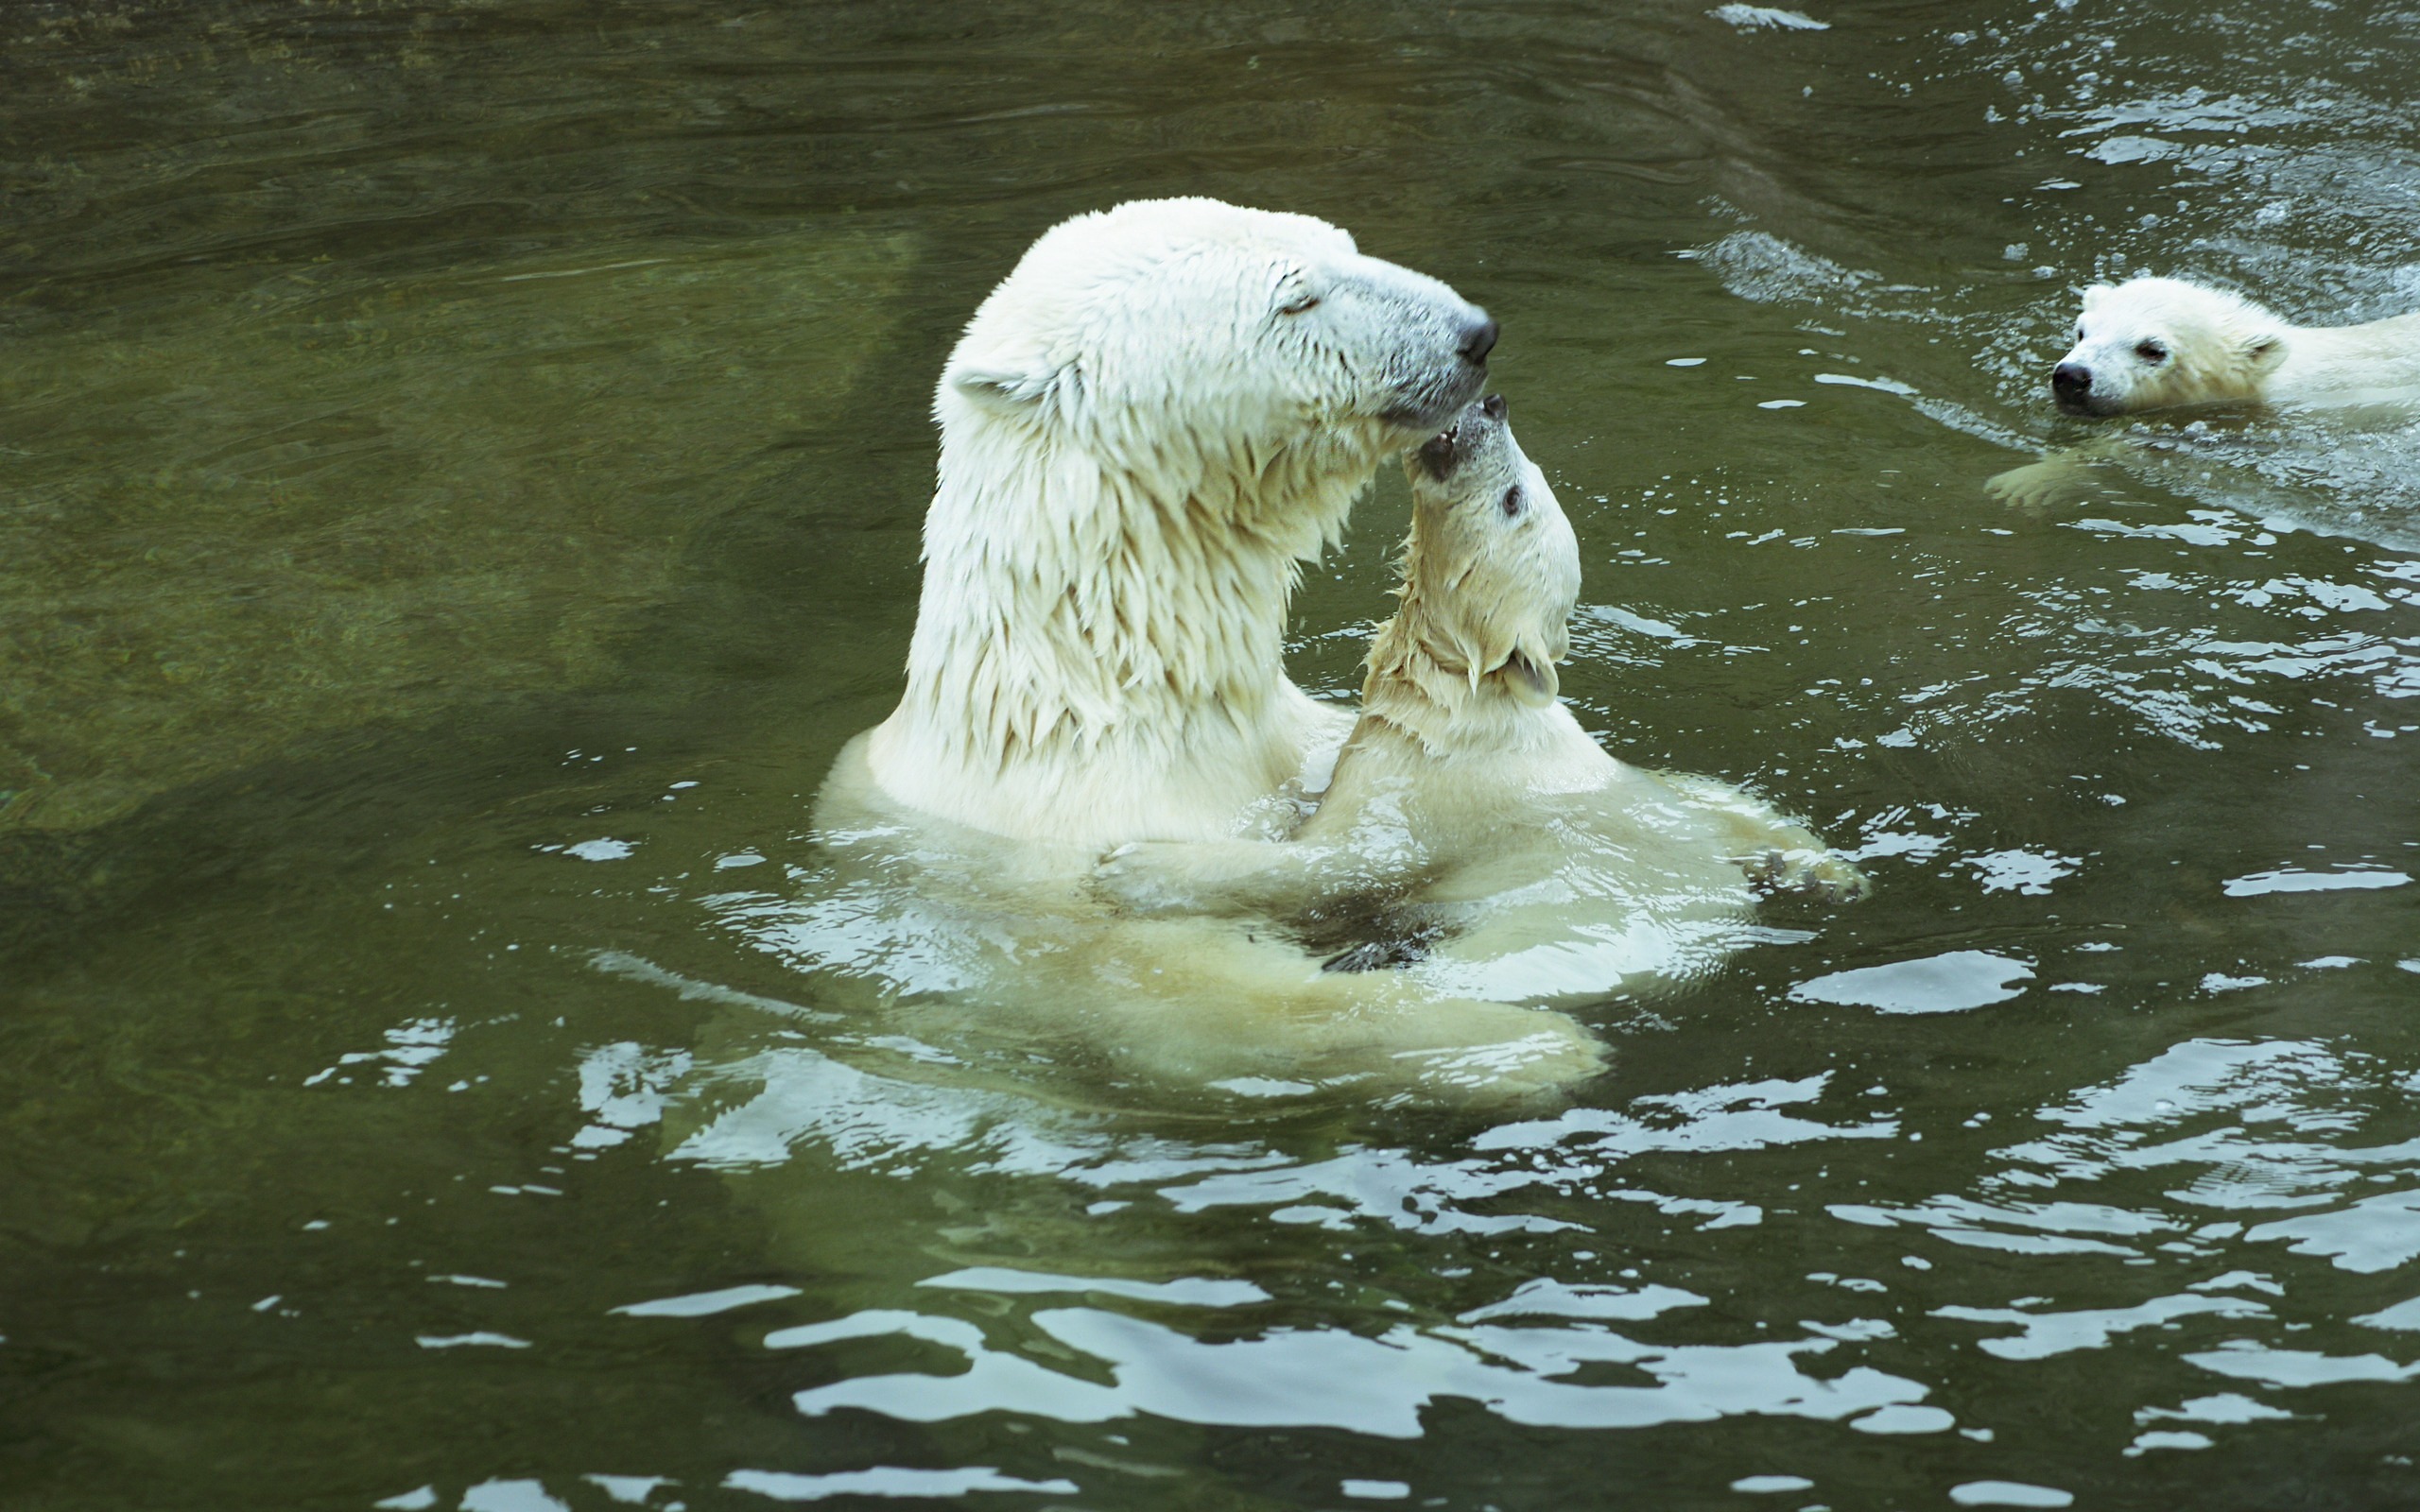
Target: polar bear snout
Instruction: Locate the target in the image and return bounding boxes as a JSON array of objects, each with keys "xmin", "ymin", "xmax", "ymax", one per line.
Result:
[
  {"xmin": 1410, "ymin": 392, "xmax": 1509, "ymax": 482},
  {"xmin": 1359, "ymin": 259, "xmax": 1498, "ymax": 431},
  {"xmin": 1459, "ymin": 318, "xmax": 1500, "ymax": 367},
  {"xmin": 2050, "ymin": 360, "xmax": 2099, "ymax": 412},
  {"xmin": 1415, "ymin": 429, "xmax": 1461, "ymax": 481},
  {"xmin": 1378, "ymin": 311, "xmax": 1498, "ymax": 429}
]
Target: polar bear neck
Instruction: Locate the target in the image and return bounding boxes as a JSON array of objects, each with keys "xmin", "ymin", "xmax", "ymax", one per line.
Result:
[
  {"xmin": 1357, "ymin": 614, "xmax": 1564, "ymax": 759},
  {"xmin": 874, "ymin": 419, "xmax": 1385, "ymax": 843}
]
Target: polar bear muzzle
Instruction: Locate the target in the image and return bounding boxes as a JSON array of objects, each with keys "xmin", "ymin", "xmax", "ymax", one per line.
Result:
[
  {"xmin": 1367, "ymin": 290, "xmax": 1499, "ymax": 432},
  {"xmin": 1412, "ymin": 390, "xmax": 1509, "ymax": 480}
]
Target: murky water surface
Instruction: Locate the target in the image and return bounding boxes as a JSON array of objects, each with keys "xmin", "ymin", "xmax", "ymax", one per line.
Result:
[{"xmin": 6, "ymin": 1, "xmax": 2419, "ymax": 1507}]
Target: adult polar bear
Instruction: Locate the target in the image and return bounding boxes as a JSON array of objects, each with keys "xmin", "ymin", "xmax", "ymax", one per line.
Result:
[{"xmin": 852, "ymin": 197, "xmax": 1498, "ymax": 846}]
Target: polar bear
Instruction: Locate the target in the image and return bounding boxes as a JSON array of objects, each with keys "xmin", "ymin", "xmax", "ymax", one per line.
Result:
[
  {"xmin": 784, "ymin": 200, "xmax": 1616, "ymax": 1105},
  {"xmin": 830, "ymin": 197, "xmax": 1498, "ymax": 850},
  {"xmin": 1095, "ymin": 394, "xmax": 1865, "ymax": 983},
  {"xmin": 1989, "ymin": 276, "xmax": 2420, "ymax": 508},
  {"xmin": 2046, "ymin": 276, "xmax": 2420, "ymax": 417}
]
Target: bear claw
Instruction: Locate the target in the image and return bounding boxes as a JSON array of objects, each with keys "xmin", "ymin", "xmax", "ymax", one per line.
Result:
[{"xmin": 1742, "ymin": 848, "xmax": 1871, "ymax": 904}]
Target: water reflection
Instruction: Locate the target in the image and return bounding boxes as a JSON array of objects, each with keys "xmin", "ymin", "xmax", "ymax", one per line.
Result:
[{"xmin": 773, "ymin": 1296, "xmax": 1930, "ymax": 1437}]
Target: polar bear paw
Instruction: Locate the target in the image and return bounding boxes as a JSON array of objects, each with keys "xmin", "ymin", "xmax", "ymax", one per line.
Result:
[
  {"xmin": 1742, "ymin": 847, "xmax": 1871, "ymax": 904},
  {"xmin": 1389, "ymin": 1022, "xmax": 1608, "ymax": 1107},
  {"xmin": 1983, "ymin": 457, "xmax": 2072, "ymax": 512},
  {"xmin": 1984, "ymin": 453, "xmax": 2120, "ymax": 513},
  {"xmin": 1091, "ymin": 842, "xmax": 1201, "ymax": 915},
  {"xmin": 1091, "ymin": 840, "xmax": 1273, "ymax": 916}
]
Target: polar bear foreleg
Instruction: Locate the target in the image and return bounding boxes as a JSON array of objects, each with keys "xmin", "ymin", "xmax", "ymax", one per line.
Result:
[
  {"xmin": 1089, "ymin": 835, "xmax": 1432, "ymax": 918},
  {"xmin": 1983, "ymin": 436, "xmax": 2139, "ymax": 512},
  {"xmin": 1653, "ymin": 773, "xmax": 1870, "ymax": 903}
]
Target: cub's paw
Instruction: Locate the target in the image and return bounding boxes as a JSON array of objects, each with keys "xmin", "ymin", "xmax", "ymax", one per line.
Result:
[
  {"xmin": 1090, "ymin": 842, "xmax": 1227, "ymax": 916},
  {"xmin": 1743, "ymin": 847, "xmax": 1872, "ymax": 904},
  {"xmin": 1091, "ymin": 842, "xmax": 1177, "ymax": 914},
  {"xmin": 1983, "ymin": 458, "xmax": 2074, "ymax": 512},
  {"xmin": 1985, "ymin": 453, "xmax": 2128, "ymax": 514},
  {"xmin": 1390, "ymin": 1021, "xmax": 1609, "ymax": 1108}
]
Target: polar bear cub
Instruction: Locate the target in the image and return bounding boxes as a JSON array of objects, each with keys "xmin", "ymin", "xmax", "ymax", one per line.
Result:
[
  {"xmin": 2049, "ymin": 276, "xmax": 2420, "ymax": 415},
  {"xmin": 1098, "ymin": 394, "xmax": 1865, "ymax": 982}
]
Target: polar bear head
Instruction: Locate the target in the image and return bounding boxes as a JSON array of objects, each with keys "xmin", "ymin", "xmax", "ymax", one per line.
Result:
[
  {"xmin": 2049, "ymin": 277, "xmax": 2288, "ymax": 415},
  {"xmin": 938, "ymin": 198, "xmax": 1496, "ymax": 524},
  {"xmin": 1380, "ymin": 392, "xmax": 1578, "ymax": 710}
]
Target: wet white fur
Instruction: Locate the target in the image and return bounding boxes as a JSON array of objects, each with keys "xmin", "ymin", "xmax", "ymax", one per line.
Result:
[
  {"xmin": 794, "ymin": 403, "xmax": 1857, "ymax": 1107},
  {"xmin": 802, "ymin": 201, "xmax": 1610, "ymax": 1106},
  {"xmin": 861, "ymin": 198, "xmax": 1493, "ymax": 847},
  {"xmin": 2056, "ymin": 276, "xmax": 2420, "ymax": 414},
  {"xmin": 1094, "ymin": 403, "xmax": 1865, "ymax": 992}
]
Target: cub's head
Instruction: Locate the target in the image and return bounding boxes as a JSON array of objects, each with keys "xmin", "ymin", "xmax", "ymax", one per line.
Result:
[
  {"xmin": 940, "ymin": 198, "xmax": 1496, "ymax": 487},
  {"xmin": 2049, "ymin": 276, "xmax": 2287, "ymax": 416},
  {"xmin": 1392, "ymin": 393, "xmax": 1580, "ymax": 708}
]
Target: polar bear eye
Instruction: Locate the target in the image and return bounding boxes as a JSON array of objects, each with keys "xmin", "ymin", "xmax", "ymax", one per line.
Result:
[
  {"xmin": 1277, "ymin": 293, "xmax": 1321, "ymax": 316},
  {"xmin": 1499, "ymin": 487, "xmax": 1523, "ymax": 518},
  {"xmin": 2135, "ymin": 340, "xmax": 2167, "ymax": 364}
]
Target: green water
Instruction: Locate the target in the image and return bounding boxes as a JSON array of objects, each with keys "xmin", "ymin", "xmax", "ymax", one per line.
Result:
[{"xmin": 5, "ymin": 1, "xmax": 2418, "ymax": 1508}]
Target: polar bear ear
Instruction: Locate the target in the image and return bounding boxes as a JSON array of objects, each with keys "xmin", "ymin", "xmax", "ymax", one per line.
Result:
[
  {"xmin": 2080, "ymin": 284, "xmax": 2116, "ymax": 311},
  {"xmin": 2241, "ymin": 332, "xmax": 2286, "ymax": 374},
  {"xmin": 949, "ymin": 358, "xmax": 1064, "ymax": 415}
]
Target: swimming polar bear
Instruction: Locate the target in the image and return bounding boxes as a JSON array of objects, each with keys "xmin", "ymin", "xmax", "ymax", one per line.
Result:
[
  {"xmin": 1990, "ymin": 276, "xmax": 2420, "ymax": 508},
  {"xmin": 2048, "ymin": 277, "xmax": 2420, "ymax": 416},
  {"xmin": 1094, "ymin": 395, "xmax": 1866, "ymax": 995},
  {"xmin": 835, "ymin": 197, "xmax": 1498, "ymax": 850}
]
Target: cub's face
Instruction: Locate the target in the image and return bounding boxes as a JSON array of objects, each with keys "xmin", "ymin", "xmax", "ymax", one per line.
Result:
[
  {"xmin": 2050, "ymin": 277, "xmax": 2283, "ymax": 416},
  {"xmin": 1399, "ymin": 394, "xmax": 1580, "ymax": 705}
]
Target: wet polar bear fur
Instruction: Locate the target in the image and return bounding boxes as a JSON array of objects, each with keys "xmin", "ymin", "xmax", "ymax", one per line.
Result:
[
  {"xmin": 1989, "ymin": 275, "xmax": 2420, "ymax": 508},
  {"xmin": 2049, "ymin": 276, "xmax": 2420, "ymax": 416},
  {"xmin": 803, "ymin": 199, "xmax": 1617, "ymax": 1106},
  {"xmin": 851, "ymin": 197, "xmax": 1498, "ymax": 849},
  {"xmin": 1095, "ymin": 396, "xmax": 1866, "ymax": 991}
]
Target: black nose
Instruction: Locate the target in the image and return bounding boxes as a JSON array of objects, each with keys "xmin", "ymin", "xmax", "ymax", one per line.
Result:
[
  {"xmin": 1480, "ymin": 392, "xmax": 1506, "ymax": 421},
  {"xmin": 2051, "ymin": 362, "xmax": 2092, "ymax": 397},
  {"xmin": 1459, "ymin": 317, "xmax": 1499, "ymax": 366}
]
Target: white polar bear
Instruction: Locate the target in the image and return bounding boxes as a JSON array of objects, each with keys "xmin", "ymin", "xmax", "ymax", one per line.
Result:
[
  {"xmin": 1095, "ymin": 394, "xmax": 1865, "ymax": 992},
  {"xmin": 2047, "ymin": 276, "xmax": 2420, "ymax": 416},
  {"xmin": 1989, "ymin": 276, "xmax": 2420, "ymax": 509},
  {"xmin": 787, "ymin": 200, "xmax": 1615, "ymax": 1104},
  {"xmin": 837, "ymin": 197, "xmax": 1498, "ymax": 849}
]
